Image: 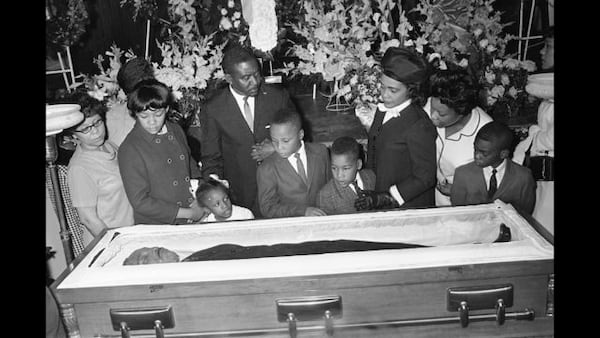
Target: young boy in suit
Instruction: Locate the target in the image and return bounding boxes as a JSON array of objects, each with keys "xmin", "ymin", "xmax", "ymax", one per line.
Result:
[
  {"xmin": 257, "ymin": 108, "xmax": 331, "ymax": 218},
  {"xmin": 451, "ymin": 121, "xmax": 536, "ymax": 214},
  {"xmin": 317, "ymin": 136, "xmax": 376, "ymax": 215}
]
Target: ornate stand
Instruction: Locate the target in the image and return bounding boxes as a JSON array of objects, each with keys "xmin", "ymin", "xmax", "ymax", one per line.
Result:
[
  {"xmin": 46, "ymin": 104, "xmax": 84, "ymax": 265},
  {"xmin": 321, "ymin": 80, "xmax": 352, "ymax": 113},
  {"xmin": 46, "ymin": 134, "xmax": 74, "ymax": 265}
]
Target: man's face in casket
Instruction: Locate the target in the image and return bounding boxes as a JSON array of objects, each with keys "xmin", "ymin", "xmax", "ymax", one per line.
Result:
[{"xmin": 123, "ymin": 247, "xmax": 180, "ymax": 265}]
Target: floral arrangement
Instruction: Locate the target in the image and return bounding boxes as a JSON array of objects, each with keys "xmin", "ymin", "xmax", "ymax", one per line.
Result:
[
  {"xmin": 480, "ymin": 57, "xmax": 537, "ymax": 121},
  {"xmin": 82, "ymin": 44, "xmax": 137, "ymax": 107},
  {"xmin": 119, "ymin": 0, "xmax": 160, "ymax": 22},
  {"xmin": 286, "ymin": 0, "xmax": 378, "ymax": 83},
  {"xmin": 46, "ymin": 0, "xmax": 90, "ymax": 48}
]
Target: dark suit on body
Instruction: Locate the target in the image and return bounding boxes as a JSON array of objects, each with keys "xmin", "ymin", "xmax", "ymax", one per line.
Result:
[
  {"xmin": 199, "ymin": 84, "xmax": 296, "ymax": 217},
  {"xmin": 451, "ymin": 160, "xmax": 536, "ymax": 214},
  {"xmin": 365, "ymin": 103, "xmax": 437, "ymax": 208},
  {"xmin": 257, "ymin": 142, "xmax": 331, "ymax": 218},
  {"xmin": 317, "ymin": 169, "xmax": 376, "ymax": 215}
]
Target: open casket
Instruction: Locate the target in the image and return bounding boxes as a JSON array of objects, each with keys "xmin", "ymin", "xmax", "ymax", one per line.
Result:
[{"xmin": 51, "ymin": 201, "xmax": 554, "ymax": 337}]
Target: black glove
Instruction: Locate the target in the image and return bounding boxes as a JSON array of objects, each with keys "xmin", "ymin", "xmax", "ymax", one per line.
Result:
[{"xmin": 355, "ymin": 190, "xmax": 400, "ymax": 211}]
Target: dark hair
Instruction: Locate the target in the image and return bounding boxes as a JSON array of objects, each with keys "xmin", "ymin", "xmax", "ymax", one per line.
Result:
[
  {"xmin": 476, "ymin": 121, "xmax": 514, "ymax": 151},
  {"xmin": 406, "ymin": 82, "xmax": 427, "ymax": 107},
  {"xmin": 60, "ymin": 91, "xmax": 107, "ymax": 135},
  {"xmin": 117, "ymin": 57, "xmax": 155, "ymax": 95},
  {"xmin": 222, "ymin": 44, "xmax": 259, "ymax": 75},
  {"xmin": 271, "ymin": 107, "xmax": 302, "ymax": 131},
  {"xmin": 331, "ymin": 136, "xmax": 361, "ymax": 162},
  {"xmin": 127, "ymin": 79, "xmax": 173, "ymax": 117},
  {"xmin": 429, "ymin": 68, "xmax": 478, "ymax": 116},
  {"xmin": 195, "ymin": 178, "xmax": 229, "ymax": 207}
]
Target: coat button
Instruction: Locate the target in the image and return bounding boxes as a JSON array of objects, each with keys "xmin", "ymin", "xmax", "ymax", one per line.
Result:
[
  {"xmin": 168, "ymin": 135, "xmax": 174, "ymax": 140},
  {"xmin": 184, "ymin": 176, "xmax": 190, "ymax": 182},
  {"xmin": 167, "ymin": 158, "xmax": 172, "ymax": 164},
  {"xmin": 173, "ymin": 180, "xmax": 178, "ymax": 186},
  {"xmin": 155, "ymin": 138, "xmax": 161, "ymax": 144},
  {"xmin": 188, "ymin": 197, "xmax": 194, "ymax": 203},
  {"xmin": 180, "ymin": 154, "xmax": 185, "ymax": 160}
]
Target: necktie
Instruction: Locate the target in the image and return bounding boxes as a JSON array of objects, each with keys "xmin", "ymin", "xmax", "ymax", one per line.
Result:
[
  {"xmin": 294, "ymin": 153, "xmax": 308, "ymax": 185},
  {"xmin": 243, "ymin": 96, "xmax": 253, "ymax": 133},
  {"xmin": 350, "ymin": 180, "xmax": 362, "ymax": 195},
  {"xmin": 488, "ymin": 168, "xmax": 498, "ymax": 199}
]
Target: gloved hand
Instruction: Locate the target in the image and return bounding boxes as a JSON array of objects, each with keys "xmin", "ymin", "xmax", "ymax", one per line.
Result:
[{"xmin": 355, "ymin": 190, "xmax": 400, "ymax": 211}]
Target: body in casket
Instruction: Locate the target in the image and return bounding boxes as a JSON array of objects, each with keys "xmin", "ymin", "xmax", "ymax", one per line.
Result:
[{"xmin": 52, "ymin": 201, "xmax": 553, "ymax": 337}]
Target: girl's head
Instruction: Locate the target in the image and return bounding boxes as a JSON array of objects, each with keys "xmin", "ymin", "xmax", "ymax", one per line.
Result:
[
  {"xmin": 195, "ymin": 179, "xmax": 233, "ymax": 221},
  {"xmin": 62, "ymin": 91, "xmax": 108, "ymax": 150},
  {"xmin": 380, "ymin": 47, "xmax": 428, "ymax": 107},
  {"xmin": 127, "ymin": 79, "xmax": 173, "ymax": 135},
  {"xmin": 428, "ymin": 69, "xmax": 478, "ymax": 128}
]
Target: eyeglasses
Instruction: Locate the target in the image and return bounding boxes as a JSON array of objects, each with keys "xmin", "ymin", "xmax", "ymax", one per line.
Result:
[{"xmin": 75, "ymin": 119, "xmax": 104, "ymax": 134}]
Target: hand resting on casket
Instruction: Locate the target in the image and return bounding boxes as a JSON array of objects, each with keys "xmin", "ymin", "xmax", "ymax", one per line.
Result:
[{"xmin": 123, "ymin": 247, "xmax": 181, "ymax": 265}]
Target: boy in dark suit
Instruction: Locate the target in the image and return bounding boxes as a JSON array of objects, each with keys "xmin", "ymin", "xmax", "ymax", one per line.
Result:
[
  {"xmin": 199, "ymin": 44, "xmax": 297, "ymax": 218},
  {"xmin": 451, "ymin": 121, "xmax": 536, "ymax": 214},
  {"xmin": 356, "ymin": 47, "xmax": 437, "ymax": 211},
  {"xmin": 257, "ymin": 108, "xmax": 331, "ymax": 218},
  {"xmin": 317, "ymin": 136, "xmax": 376, "ymax": 215}
]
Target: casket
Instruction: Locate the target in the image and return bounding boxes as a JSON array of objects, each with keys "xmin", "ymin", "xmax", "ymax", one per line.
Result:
[{"xmin": 51, "ymin": 201, "xmax": 554, "ymax": 337}]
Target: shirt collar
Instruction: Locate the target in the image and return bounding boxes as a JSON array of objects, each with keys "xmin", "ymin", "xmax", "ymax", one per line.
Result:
[
  {"xmin": 484, "ymin": 158, "xmax": 507, "ymax": 175},
  {"xmin": 134, "ymin": 120, "xmax": 170, "ymax": 143},
  {"xmin": 377, "ymin": 99, "xmax": 412, "ymax": 118}
]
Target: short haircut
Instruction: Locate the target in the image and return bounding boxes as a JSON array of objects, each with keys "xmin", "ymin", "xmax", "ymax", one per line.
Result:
[
  {"xmin": 127, "ymin": 79, "xmax": 173, "ymax": 116},
  {"xmin": 60, "ymin": 91, "xmax": 107, "ymax": 135},
  {"xmin": 222, "ymin": 44, "xmax": 258, "ymax": 75},
  {"xmin": 271, "ymin": 107, "xmax": 302, "ymax": 131},
  {"xmin": 476, "ymin": 121, "xmax": 514, "ymax": 152},
  {"xmin": 429, "ymin": 68, "xmax": 477, "ymax": 116},
  {"xmin": 331, "ymin": 136, "xmax": 361, "ymax": 162},
  {"xmin": 195, "ymin": 178, "xmax": 229, "ymax": 206},
  {"xmin": 117, "ymin": 57, "xmax": 155, "ymax": 95}
]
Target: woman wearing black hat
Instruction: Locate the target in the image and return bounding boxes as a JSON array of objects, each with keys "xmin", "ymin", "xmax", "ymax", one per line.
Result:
[{"xmin": 355, "ymin": 47, "xmax": 437, "ymax": 211}]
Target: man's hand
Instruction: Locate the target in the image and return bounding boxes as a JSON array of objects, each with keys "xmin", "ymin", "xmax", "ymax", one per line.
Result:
[
  {"xmin": 304, "ymin": 207, "xmax": 327, "ymax": 216},
  {"xmin": 355, "ymin": 190, "xmax": 399, "ymax": 211},
  {"xmin": 251, "ymin": 139, "xmax": 275, "ymax": 161}
]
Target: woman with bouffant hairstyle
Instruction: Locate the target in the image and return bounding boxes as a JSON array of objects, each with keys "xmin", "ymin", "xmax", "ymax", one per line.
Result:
[{"xmin": 424, "ymin": 68, "xmax": 493, "ymax": 206}]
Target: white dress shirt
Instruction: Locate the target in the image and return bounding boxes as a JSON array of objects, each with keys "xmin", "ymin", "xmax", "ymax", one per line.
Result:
[
  {"xmin": 348, "ymin": 172, "xmax": 365, "ymax": 194},
  {"xmin": 229, "ymin": 86, "xmax": 255, "ymax": 129},
  {"xmin": 287, "ymin": 141, "xmax": 307, "ymax": 177},
  {"xmin": 483, "ymin": 158, "xmax": 507, "ymax": 191}
]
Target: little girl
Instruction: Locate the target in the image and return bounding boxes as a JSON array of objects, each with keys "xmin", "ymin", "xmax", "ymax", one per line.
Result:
[{"xmin": 195, "ymin": 178, "xmax": 254, "ymax": 222}]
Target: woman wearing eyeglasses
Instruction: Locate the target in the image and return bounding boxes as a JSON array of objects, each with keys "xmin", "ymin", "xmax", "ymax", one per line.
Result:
[
  {"xmin": 118, "ymin": 79, "xmax": 208, "ymax": 225},
  {"xmin": 65, "ymin": 92, "xmax": 134, "ymax": 237}
]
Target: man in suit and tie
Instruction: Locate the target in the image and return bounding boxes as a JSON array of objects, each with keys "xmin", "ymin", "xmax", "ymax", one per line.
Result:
[
  {"xmin": 317, "ymin": 136, "xmax": 376, "ymax": 215},
  {"xmin": 356, "ymin": 47, "xmax": 437, "ymax": 211},
  {"xmin": 257, "ymin": 108, "xmax": 331, "ymax": 218},
  {"xmin": 451, "ymin": 121, "xmax": 536, "ymax": 214},
  {"xmin": 199, "ymin": 44, "xmax": 297, "ymax": 217}
]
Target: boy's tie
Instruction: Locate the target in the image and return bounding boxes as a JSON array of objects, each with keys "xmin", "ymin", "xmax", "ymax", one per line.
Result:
[
  {"xmin": 488, "ymin": 168, "xmax": 497, "ymax": 199},
  {"xmin": 350, "ymin": 180, "xmax": 362, "ymax": 195},
  {"xmin": 243, "ymin": 96, "xmax": 253, "ymax": 133},
  {"xmin": 294, "ymin": 153, "xmax": 308, "ymax": 185}
]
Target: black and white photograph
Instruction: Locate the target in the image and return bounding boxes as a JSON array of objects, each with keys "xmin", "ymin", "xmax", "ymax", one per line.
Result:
[{"xmin": 45, "ymin": 0, "xmax": 555, "ymax": 336}]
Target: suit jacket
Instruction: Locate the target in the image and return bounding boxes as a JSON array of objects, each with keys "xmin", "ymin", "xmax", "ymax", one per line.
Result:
[
  {"xmin": 199, "ymin": 84, "xmax": 296, "ymax": 217},
  {"xmin": 257, "ymin": 142, "xmax": 332, "ymax": 218},
  {"xmin": 317, "ymin": 169, "xmax": 376, "ymax": 215},
  {"xmin": 451, "ymin": 160, "xmax": 537, "ymax": 214},
  {"xmin": 365, "ymin": 103, "xmax": 437, "ymax": 208}
]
